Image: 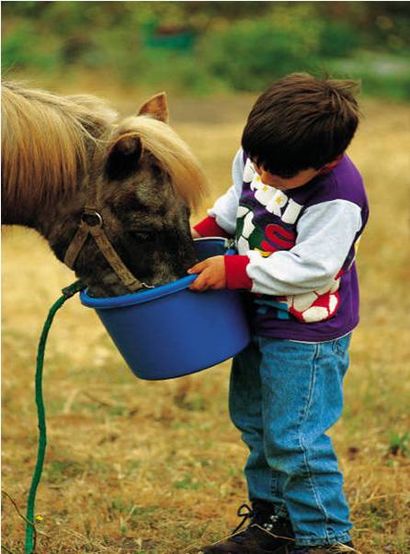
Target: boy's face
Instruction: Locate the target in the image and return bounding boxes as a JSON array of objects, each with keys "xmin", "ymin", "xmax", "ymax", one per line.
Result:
[{"xmin": 252, "ymin": 164, "xmax": 322, "ymax": 191}]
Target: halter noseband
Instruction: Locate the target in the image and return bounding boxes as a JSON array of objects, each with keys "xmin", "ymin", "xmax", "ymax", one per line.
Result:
[{"xmin": 64, "ymin": 206, "xmax": 154, "ymax": 293}]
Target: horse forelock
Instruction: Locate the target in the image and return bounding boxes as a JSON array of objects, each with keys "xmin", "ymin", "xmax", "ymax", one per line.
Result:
[
  {"xmin": 114, "ymin": 116, "xmax": 208, "ymax": 212},
  {"xmin": 1, "ymin": 82, "xmax": 117, "ymax": 225}
]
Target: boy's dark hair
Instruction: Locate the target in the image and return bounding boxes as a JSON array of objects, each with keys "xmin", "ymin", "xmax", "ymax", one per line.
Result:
[{"xmin": 241, "ymin": 73, "xmax": 361, "ymax": 178}]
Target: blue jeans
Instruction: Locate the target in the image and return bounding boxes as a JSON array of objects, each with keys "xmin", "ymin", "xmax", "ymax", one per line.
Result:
[{"xmin": 229, "ymin": 335, "xmax": 352, "ymax": 547}]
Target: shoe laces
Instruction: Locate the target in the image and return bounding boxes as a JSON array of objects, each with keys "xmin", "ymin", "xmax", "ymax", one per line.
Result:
[
  {"xmin": 232, "ymin": 503, "xmax": 254, "ymax": 534},
  {"xmin": 232, "ymin": 503, "xmax": 284, "ymax": 534}
]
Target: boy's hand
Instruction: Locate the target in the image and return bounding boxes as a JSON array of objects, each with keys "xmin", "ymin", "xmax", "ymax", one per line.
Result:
[
  {"xmin": 191, "ymin": 228, "xmax": 201, "ymax": 239},
  {"xmin": 188, "ymin": 256, "xmax": 226, "ymax": 291}
]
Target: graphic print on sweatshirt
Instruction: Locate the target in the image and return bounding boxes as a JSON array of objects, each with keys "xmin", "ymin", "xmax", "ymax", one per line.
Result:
[{"xmin": 236, "ymin": 159, "xmax": 342, "ymax": 323}]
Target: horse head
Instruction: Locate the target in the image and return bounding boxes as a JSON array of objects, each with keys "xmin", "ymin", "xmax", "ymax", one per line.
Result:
[
  {"xmin": 47, "ymin": 93, "xmax": 207, "ymax": 297},
  {"xmin": 2, "ymin": 83, "xmax": 207, "ymax": 297}
]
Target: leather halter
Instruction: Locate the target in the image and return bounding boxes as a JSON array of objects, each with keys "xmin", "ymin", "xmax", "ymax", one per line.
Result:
[
  {"xmin": 63, "ymin": 140, "xmax": 156, "ymax": 293},
  {"xmin": 64, "ymin": 207, "xmax": 154, "ymax": 293}
]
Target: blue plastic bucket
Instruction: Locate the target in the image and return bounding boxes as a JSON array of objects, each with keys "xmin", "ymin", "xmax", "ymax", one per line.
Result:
[{"xmin": 80, "ymin": 238, "xmax": 250, "ymax": 380}]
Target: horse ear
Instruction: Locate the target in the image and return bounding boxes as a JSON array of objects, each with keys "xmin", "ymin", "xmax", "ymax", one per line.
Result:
[
  {"xmin": 105, "ymin": 134, "xmax": 143, "ymax": 181},
  {"xmin": 138, "ymin": 92, "xmax": 169, "ymax": 123}
]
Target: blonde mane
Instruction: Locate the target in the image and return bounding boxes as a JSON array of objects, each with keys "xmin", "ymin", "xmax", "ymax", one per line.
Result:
[
  {"xmin": 116, "ymin": 115, "xmax": 208, "ymax": 211},
  {"xmin": 1, "ymin": 81, "xmax": 117, "ymax": 223},
  {"xmin": 2, "ymin": 82, "xmax": 207, "ymax": 224}
]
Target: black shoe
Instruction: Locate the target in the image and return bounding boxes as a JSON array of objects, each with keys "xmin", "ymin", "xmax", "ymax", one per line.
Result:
[
  {"xmin": 199, "ymin": 500, "xmax": 294, "ymax": 553},
  {"xmin": 290, "ymin": 542, "xmax": 356, "ymax": 553}
]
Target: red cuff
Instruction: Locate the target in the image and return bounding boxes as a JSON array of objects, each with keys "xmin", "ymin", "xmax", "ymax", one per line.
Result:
[
  {"xmin": 224, "ymin": 255, "xmax": 252, "ymax": 290},
  {"xmin": 194, "ymin": 216, "xmax": 231, "ymax": 238}
]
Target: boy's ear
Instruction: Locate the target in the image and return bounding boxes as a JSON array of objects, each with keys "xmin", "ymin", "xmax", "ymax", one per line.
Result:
[
  {"xmin": 105, "ymin": 133, "xmax": 142, "ymax": 181},
  {"xmin": 138, "ymin": 92, "xmax": 169, "ymax": 123}
]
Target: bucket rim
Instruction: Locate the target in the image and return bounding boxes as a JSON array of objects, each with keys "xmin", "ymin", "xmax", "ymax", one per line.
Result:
[
  {"xmin": 80, "ymin": 237, "xmax": 230, "ymax": 310},
  {"xmin": 80, "ymin": 274, "xmax": 197, "ymax": 309}
]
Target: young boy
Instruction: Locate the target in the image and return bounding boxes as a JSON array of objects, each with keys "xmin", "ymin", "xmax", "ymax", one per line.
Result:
[{"xmin": 189, "ymin": 73, "xmax": 368, "ymax": 553}]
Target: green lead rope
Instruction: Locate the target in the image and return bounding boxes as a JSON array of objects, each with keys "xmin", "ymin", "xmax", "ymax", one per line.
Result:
[{"xmin": 25, "ymin": 280, "xmax": 85, "ymax": 554}]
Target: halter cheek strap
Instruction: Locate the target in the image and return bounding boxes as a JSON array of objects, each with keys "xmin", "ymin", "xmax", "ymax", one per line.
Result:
[{"xmin": 64, "ymin": 208, "xmax": 154, "ymax": 293}]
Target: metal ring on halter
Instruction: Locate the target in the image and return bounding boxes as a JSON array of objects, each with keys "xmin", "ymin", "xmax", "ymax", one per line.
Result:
[{"xmin": 81, "ymin": 210, "xmax": 103, "ymax": 228}]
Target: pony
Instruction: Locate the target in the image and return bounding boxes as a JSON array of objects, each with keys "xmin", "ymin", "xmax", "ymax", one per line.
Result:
[{"xmin": 1, "ymin": 81, "xmax": 207, "ymax": 296}]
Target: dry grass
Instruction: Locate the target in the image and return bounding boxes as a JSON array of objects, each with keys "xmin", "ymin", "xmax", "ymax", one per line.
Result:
[{"xmin": 2, "ymin": 90, "xmax": 410, "ymax": 554}]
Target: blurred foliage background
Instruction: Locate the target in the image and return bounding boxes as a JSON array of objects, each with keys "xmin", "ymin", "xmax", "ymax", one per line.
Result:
[
  {"xmin": 2, "ymin": 1, "xmax": 410, "ymax": 100},
  {"xmin": 2, "ymin": 1, "xmax": 410, "ymax": 98}
]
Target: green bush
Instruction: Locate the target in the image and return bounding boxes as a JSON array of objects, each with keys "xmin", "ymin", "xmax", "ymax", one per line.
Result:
[
  {"xmin": 2, "ymin": 2, "xmax": 409, "ymax": 100},
  {"xmin": 126, "ymin": 50, "xmax": 226, "ymax": 95},
  {"xmin": 319, "ymin": 21, "xmax": 360, "ymax": 58},
  {"xmin": 2, "ymin": 20, "xmax": 63, "ymax": 72},
  {"xmin": 200, "ymin": 11, "xmax": 323, "ymax": 91}
]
